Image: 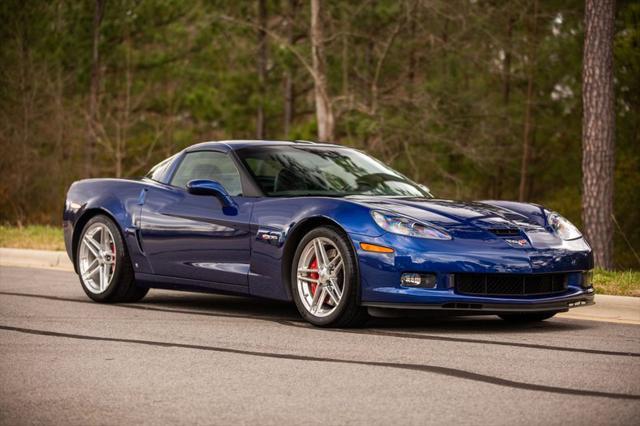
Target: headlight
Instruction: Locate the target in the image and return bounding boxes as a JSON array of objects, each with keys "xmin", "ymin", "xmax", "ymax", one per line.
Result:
[
  {"xmin": 371, "ymin": 210, "xmax": 452, "ymax": 240},
  {"xmin": 546, "ymin": 211, "xmax": 582, "ymax": 240}
]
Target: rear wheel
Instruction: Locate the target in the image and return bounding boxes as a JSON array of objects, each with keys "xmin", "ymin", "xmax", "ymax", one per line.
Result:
[
  {"xmin": 498, "ymin": 312, "xmax": 557, "ymax": 322},
  {"xmin": 76, "ymin": 215, "xmax": 148, "ymax": 303},
  {"xmin": 291, "ymin": 226, "xmax": 368, "ymax": 327}
]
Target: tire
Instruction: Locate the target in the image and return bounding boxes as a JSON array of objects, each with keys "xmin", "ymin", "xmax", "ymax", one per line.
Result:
[
  {"xmin": 291, "ymin": 226, "xmax": 368, "ymax": 327},
  {"xmin": 76, "ymin": 215, "xmax": 148, "ymax": 303},
  {"xmin": 498, "ymin": 312, "xmax": 557, "ymax": 323}
]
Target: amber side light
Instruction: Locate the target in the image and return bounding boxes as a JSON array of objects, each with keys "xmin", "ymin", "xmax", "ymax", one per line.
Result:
[{"xmin": 360, "ymin": 242, "xmax": 394, "ymax": 253}]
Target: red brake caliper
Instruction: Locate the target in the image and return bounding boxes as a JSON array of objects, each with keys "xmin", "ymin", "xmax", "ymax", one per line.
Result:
[{"xmin": 309, "ymin": 257, "xmax": 319, "ymax": 296}]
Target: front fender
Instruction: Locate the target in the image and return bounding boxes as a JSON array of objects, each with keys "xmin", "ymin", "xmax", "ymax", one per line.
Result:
[{"xmin": 248, "ymin": 197, "xmax": 381, "ymax": 300}]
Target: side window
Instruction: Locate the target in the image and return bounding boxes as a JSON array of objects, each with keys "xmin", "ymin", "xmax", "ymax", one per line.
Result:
[
  {"xmin": 170, "ymin": 151, "xmax": 243, "ymax": 196},
  {"xmin": 244, "ymin": 156, "xmax": 282, "ymax": 193}
]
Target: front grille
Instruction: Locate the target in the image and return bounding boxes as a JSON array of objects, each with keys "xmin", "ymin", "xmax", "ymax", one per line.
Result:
[
  {"xmin": 454, "ymin": 273, "xmax": 568, "ymax": 297},
  {"xmin": 488, "ymin": 228, "xmax": 520, "ymax": 236}
]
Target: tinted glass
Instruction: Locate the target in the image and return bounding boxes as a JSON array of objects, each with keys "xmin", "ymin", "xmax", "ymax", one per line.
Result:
[
  {"xmin": 170, "ymin": 151, "xmax": 242, "ymax": 196},
  {"xmin": 237, "ymin": 146, "xmax": 430, "ymax": 197}
]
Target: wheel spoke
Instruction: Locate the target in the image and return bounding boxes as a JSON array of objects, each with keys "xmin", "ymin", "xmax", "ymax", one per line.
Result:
[
  {"xmin": 331, "ymin": 260, "xmax": 343, "ymax": 276},
  {"xmin": 101, "ymin": 264, "xmax": 110, "ymax": 291},
  {"xmin": 98, "ymin": 264, "xmax": 104, "ymax": 291},
  {"xmin": 83, "ymin": 236, "xmax": 101, "ymax": 258},
  {"xmin": 297, "ymin": 267, "xmax": 318, "ymax": 274},
  {"xmin": 104, "ymin": 264, "xmax": 111, "ymax": 287},
  {"xmin": 329, "ymin": 278, "xmax": 343, "ymax": 299},
  {"xmin": 325, "ymin": 285, "xmax": 340, "ymax": 305},
  {"xmin": 86, "ymin": 258, "xmax": 98, "ymax": 271},
  {"xmin": 311, "ymin": 287, "xmax": 326, "ymax": 313},
  {"xmin": 100, "ymin": 226, "xmax": 108, "ymax": 250},
  {"xmin": 298, "ymin": 275, "xmax": 319, "ymax": 284},
  {"xmin": 314, "ymin": 240, "xmax": 329, "ymax": 267},
  {"xmin": 83, "ymin": 262, "xmax": 100, "ymax": 280}
]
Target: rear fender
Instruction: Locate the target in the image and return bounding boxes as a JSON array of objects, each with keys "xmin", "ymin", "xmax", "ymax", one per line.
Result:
[{"xmin": 63, "ymin": 179, "xmax": 150, "ymax": 273}]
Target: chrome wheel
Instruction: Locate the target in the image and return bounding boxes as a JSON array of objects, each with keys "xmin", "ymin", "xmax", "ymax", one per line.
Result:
[
  {"xmin": 79, "ymin": 222, "xmax": 117, "ymax": 294},
  {"xmin": 296, "ymin": 237, "xmax": 345, "ymax": 318}
]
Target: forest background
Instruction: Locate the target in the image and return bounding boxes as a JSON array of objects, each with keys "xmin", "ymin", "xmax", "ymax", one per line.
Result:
[{"xmin": 0, "ymin": 0, "xmax": 637, "ymax": 269}]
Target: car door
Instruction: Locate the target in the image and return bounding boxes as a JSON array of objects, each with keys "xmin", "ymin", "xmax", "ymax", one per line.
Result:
[{"xmin": 139, "ymin": 150, "xmax": 253, "ymax": 288}]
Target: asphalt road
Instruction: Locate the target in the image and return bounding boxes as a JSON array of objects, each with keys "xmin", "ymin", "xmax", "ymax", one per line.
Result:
[{"xmin": 1, "ymin": 266, "xmax": 639, "ymax": 425}]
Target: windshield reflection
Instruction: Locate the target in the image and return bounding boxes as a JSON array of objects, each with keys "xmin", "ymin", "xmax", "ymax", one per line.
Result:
[{"xmin": 237, "ymin": 146, "xmax": 431, "ymax": 198}]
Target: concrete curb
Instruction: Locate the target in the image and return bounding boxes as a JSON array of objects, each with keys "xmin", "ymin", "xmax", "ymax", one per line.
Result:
[
  {"xmin": 1, "ymin": 247, "xmax": 638, "ymax": 325},
  {"xmin": 558, "ymin": 294, "xmax": 640, "ymax": 325},
  {"xmin": 0, "ymin": 248, "xmax": 74, "ymax": 272}
]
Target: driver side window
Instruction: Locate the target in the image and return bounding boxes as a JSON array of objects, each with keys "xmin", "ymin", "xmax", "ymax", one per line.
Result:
[{"xmin": 171, "ymin": 151, "xmax": 243, "ymax": 196}]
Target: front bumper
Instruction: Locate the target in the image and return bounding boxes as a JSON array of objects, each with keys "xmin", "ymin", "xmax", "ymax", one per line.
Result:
[{"xmin": 351, "ymin": 232, "xmax": 595, "ymax": 313}]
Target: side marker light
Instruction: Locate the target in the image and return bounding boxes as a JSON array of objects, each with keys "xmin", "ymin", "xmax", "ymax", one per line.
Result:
[{"xmin": 360, "ymin": 242, "xmax": 394, "ymax": 253}]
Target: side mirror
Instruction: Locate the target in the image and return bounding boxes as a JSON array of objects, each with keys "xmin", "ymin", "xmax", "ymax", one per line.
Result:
[{"xmin": 186, "ymin": 179, "xmax": 238, "ymax": 213}]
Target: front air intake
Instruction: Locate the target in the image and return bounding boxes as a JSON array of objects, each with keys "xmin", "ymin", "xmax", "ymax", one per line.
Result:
[{"xmin": 454, "ymin": 273, "xmax": 568, "ymax": 297}]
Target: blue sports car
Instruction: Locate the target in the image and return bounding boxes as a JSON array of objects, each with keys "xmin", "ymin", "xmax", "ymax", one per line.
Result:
[{"xmin": 63, "ymin": 140, "xmax": 594, "ymax": 327}]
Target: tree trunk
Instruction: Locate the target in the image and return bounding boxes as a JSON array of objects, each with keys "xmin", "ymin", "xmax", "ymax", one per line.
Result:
[
  {"xmin": 55, "ymin": 2, "xmax": 66, "ymax": 163},
  {"xmin": 518, "ymin": 0, "xmax": 538, "ymax": 202},
  {"xmin": 116, "ymin": 32, "xmax": 132, "ymax": 179},
  {"xmin": 256, "ymin": 0, "xmax": 268, "ymax": 139},
  {"xmin": 340, "ymin": 4, "xmax": 349, "ymax": 97},
  {"xmin": 582, "ymin": 0, "xmax": 616, "ymax": 269},
  {"xmin": 283, "ymin": 0, "xmax": 298, "ymax": 137},
  {"xmin": 85, "ymin": 0, "xmax": 105, "ymax": 178},
  {"xmin": 494, "ymin": 15, "xmax": 515, "ymax": 199},
  {"xmin": 310, "ymin": 0, "xmax": 334, "ymax": 142},
  {"xmin": 503, "ymin": 16, "xmax": 513, "ymax": 107},
  {"xmin": 407, "ymin": 5, "xmax": 416, "ymax": 102}
]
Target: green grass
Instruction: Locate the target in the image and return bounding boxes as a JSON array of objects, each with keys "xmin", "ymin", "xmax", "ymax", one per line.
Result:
[
  {"xmin": 0, "ymin": 225, "xmax": 65, "ymax": 251},
  {"xmin": 0, "ymin": 226, "xmax": 639, "ymax": 296},
  {"xmin": 593, "ymin": 269, "xmax": 640, "ymax": 297}
]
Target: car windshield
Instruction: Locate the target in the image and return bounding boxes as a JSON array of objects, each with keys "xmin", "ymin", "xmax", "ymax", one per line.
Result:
[{"xmin": 236, "ymin": 145, "xmax": 431, "ymax": 198}]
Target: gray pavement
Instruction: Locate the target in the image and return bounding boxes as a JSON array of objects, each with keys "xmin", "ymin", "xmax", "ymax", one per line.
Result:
[{"xmin": 0, "ymin": 265, "xmax": 639, "ymax": 425}]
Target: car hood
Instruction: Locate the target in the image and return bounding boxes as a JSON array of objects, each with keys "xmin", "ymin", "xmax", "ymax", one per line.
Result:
[{"xmin": 348, "ymin": 197, "xmax": 548, "ymax": 234}]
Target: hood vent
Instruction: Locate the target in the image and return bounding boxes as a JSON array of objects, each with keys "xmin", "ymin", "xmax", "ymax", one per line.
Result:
[{"xmin": 489, "ymin": 228, "xmax": 520, "ymax": 236}]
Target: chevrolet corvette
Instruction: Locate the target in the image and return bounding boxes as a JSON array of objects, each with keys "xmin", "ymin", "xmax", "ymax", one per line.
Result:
[{"xmin": 63, "ymin": 140, "xmax": 594, "ymax": 327}]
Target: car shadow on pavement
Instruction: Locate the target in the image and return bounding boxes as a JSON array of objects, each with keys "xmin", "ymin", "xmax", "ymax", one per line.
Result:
[
  {"xmin": 366, "ymin": 315, "xmax": 594, "ymax": 334},
  {"xmin": 140, "ymin": 291, "xmax": 595, "ymax": 334},
  {"xmin": 134, "ymin": 294, "xmax": 640, "ymax": 359}
]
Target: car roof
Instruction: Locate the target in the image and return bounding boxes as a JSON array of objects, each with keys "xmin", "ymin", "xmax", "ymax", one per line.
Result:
[{"xmin": 185, "ymin": 139, "xmax": 343, "ymax": 152}]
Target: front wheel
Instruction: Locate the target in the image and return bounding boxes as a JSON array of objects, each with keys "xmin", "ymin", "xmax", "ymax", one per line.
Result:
[
  {"xmin": 291, "ymin": 226, "xmax": 368, "ymax": 327},
  {"xmin": 498, "ymin": 312, "xmax": 557, "ymax": 323},
  {"xmin": 76, "ymin": 215, "xmax": 148, "ymax": 303}
]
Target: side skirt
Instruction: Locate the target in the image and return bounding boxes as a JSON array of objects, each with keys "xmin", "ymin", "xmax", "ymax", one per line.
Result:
[{"xmin": 135, "ymin": 272, "xmax": 250, "ymax": 296}]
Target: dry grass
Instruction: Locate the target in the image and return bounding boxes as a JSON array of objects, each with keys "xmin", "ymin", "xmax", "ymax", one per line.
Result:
[
  {"xmin": 593, "ymin": 269, "xmax": 640, "ymax": 297},
  {"xmin": 0, "ymin": 225, "xmax": 65, "ymax": 251}
]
